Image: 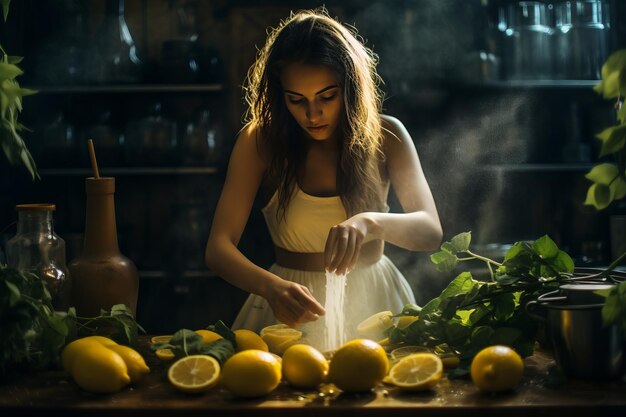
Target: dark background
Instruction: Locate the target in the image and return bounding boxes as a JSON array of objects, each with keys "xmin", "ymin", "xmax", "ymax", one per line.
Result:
[{"xmin": 1, "ymin": 0, "xmax": 625, "ymax": 333}]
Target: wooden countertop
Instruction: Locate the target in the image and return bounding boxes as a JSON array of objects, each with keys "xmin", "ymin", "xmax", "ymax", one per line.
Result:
[{"xmin": 1, "ymin": 337, "xmax": 625, "ymax": 417}]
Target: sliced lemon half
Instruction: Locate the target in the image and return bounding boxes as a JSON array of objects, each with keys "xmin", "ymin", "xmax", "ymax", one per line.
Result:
[
  {"xmin": 150, "ymin": 335, "xmax": 172, "ymax": 344},
  {"xmin": 388, "ymin": 352, "xmax": 443, "ymax": 391},
  {"xmin": 156, "ymin": 348, "xmax": 175, "ymax": 361},
  {"xmin": 356, "ymin": 311, "xmax": 394, "ymax": 340},
  {"xmin": 390, "ymin": 345, "xmax": 430, "ymax": 362},
  {"xmin": 167, "ymin": 355, "xmax": 220, "ymax": 393}
]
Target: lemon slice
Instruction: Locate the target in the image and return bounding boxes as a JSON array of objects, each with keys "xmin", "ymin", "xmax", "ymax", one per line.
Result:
[
  {"xmin": 356, "ymin": 311, "xmax": 394, "ymax": 340},
  {"xmin": 156, "ymin": 348, "xmax": 175, "ymax": 361},
  {"xmin": 396, "ymin": 315, "xmax": 419, "ymax": 329},
  {"xmin": 167, "ymin": 355, "xmax": 220, "ymax": 393},
  {"xmin": 151, "ymin": 335, "xmax": 172, "ymax": 344},
  {"xmin": 390, "ymin": 345, "xmax": 430, "ymax": 362},
  {"xmin": 388, "ymin": 353, "xmax": 443, "ymax": 391},
  {"xmin": 440, "ymin": 353, "xmax": 460, "ymax": 368},
  {"xmin": 260, "ymin": 324, "xmax": 303, "ymax": 355}
]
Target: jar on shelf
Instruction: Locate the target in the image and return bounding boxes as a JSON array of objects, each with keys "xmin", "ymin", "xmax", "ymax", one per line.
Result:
[
  {"xmin": 126, "ymin": 102, "xmax": 178, "ymax": 166},
  {"xmin": 86, "ymin": 0, "xmax": 143, "ymax": 84},
  {"xmin": 5, "ymin": 204, "xmax": 71, "ymax": 310},
  {"xmin": 553, "ymin": 0, "xmax": 610, "ymax": 80},
  {"xmin": 181, "ymin": 109, "xmax": 220, "ymax": 166},
  {"xmin": 500, "ymin": 1, "xmax": 554, "ymax": 80}
]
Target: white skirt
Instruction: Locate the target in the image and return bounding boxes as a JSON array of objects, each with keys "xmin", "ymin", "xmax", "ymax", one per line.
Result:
[{"xmin": 232, "ymin": 255, "xmax": 416, "ymax": 351}]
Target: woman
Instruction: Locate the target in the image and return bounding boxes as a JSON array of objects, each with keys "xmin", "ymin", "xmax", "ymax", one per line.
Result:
[{"xmin": 205, "ymin": 9, "xmax": 442, "ymax": 346}]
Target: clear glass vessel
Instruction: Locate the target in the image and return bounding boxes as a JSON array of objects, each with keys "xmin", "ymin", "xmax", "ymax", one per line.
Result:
[{"xmin": 5, "ymin": 204, "xmax": 71, "ymax": 310}]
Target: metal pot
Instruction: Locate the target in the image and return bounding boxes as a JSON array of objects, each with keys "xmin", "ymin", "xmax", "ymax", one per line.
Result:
[{"xmin": 526, "ymin": 282, "xmax": 625, "ymax": 379}]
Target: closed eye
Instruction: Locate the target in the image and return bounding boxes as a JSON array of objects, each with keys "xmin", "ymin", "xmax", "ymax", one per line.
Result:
[{"xmin": 321, "ymin": 93, "xmax": 337, "ymax": 101}]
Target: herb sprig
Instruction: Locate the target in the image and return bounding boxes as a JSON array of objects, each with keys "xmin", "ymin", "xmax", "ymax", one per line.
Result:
[
  {"xmin": 391, "ymin": 232, "xmax": 574, "ymax": 376},
  {"xmin": 1, "ymin": 265, "xmax": 143, "ymax": 374},
  {"xmin": 150, "ymin": 321, "xmax": 236, "ymax": 365}
]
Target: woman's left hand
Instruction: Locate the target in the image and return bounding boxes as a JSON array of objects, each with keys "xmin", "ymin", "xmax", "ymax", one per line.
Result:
[{"xmin": 324, "ymin": 213, "xmax": 373, "ymax": 275}]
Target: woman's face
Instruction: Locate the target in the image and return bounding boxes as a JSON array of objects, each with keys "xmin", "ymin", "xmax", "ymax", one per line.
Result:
[{"xmin": 280, "ymin": 63, "xmax": 343, "ymax": 142}]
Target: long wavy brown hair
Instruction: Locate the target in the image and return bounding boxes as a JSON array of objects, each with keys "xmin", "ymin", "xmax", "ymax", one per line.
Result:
[{"xmin": 244, "ymin": 8, "xmax": 386, "ymax": 219}]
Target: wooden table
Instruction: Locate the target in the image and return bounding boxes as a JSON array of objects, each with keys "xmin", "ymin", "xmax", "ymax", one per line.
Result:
[{"xmin": 1, "ymin": 337, "xmax": 625, "ymax": 417}]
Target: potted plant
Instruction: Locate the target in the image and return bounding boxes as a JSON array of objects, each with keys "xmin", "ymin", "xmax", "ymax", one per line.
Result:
[
  {"xmin": 584, "ymin": 49, "xmax": 626, "ymax": 210},
  {"xmin": 0, "ymin": 0, "xmax": 38, "ymax": 179}
]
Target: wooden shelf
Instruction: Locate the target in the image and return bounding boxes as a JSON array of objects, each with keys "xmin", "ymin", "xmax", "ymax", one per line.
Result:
[
  {"xmin": 458, "ymin": 79, "xmax": 599, "ymax": 90},
  {"xmin": 39, "ymin": 167, "xmax": 219, "ymax": 176},
  {"xmin": 138, "ymin": 270, "xmax": 218, "ymax": 280},
  {"xmin": 32, "ymin": 84, "xmax": 225, "ymax": 94},
  {"xmin": 477, "ymin": 163, "xmax": 594, "ymax": 172}
]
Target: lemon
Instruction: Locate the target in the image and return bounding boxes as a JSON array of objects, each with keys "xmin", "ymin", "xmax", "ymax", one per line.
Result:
[
  {"xmin": 150, "ymin": 335, "xmax": 172, "ymax": 344},
  {"xmin": 388, "ymin": 353, "xmax": 443, "ymax": 391},
  {"xmin": 356, "ymin": 311, "xmax": 394, "ymax": 340},
  {"xmin": 440, "ymin": 353, "xmax": 460, "ymax": 368},
  {"xmin": 327, "ymin": 339, "xmax": 389, "ymax": 392},
  {"xmin": 234, "ymin": 329, "xmax": 269, "ymax": 352},
  {"xmin": 107, "ymin": 344, "xmax": 150, "ymax": 383},
  {"xmin": 156, "ymin": 348, "xmax": 175, "ymax": 361},
  {"xmin": 390, "ymin": 346, "xmax": 430, "ymax": 363},
  {"xmin": 282, "ymin": 344, "xmax": 329, "ymax": 388},
  {"xmin": 61, "ymin": 336, "xmax": 117, "ymax": 373},
  {"xmin": 396, "ymin": 315, "xmax": 419, "ymax": 329},
  {"xmin": 470, "ymin": 345, "xmax": 524, "ymax": 392},
  {"xmin": 167, "ymin": 355, "xmax": 220, "ymax": 394},
  {"xmin": 70, "ymin": 343, "xmax": 131, "ymax": 393},
  {"xmin": 220, "ymin": 350, "xmax": 282, "ymax": 397},
  {"xmin": 260, "ymin": 324, "xmax": 303, "ymax": 355},
  {"xmin": 195, "ymin": 329, "xmax": 223, "ymax": 345}
]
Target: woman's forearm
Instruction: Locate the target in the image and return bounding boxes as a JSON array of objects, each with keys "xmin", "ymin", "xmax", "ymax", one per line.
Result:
[
  {"xmin": 205, "ymin": 238, "xmax": 280, "ymax": 298},
  {"xmin": 365, "ymin": 211, "xmax": 443, "ymax": 252}
]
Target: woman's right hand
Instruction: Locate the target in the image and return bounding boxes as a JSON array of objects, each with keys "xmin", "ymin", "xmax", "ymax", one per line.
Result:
[{"xmin": 264, "ymin": 279, "xmax": 325, "ymax": 328}]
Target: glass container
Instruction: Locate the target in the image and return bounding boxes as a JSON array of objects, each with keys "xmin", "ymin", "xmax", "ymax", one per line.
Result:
[{"xmin": 5, "ymin": 204, "xmax": 71, "ymax": 310}]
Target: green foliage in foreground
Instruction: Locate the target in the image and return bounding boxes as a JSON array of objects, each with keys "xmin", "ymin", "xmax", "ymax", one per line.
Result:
[
  {"xmin": 391, "ymin": 232, "xmax": 576, "ymax": 377},
  {"xmin": 0, "ymin": 265, "xmax": 143, "ymax": 374}
]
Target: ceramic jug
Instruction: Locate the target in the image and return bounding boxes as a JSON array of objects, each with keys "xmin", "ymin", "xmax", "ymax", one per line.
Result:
[{"xmin": 68, "ymin": 177, "xmax": 138, "ymax": 317}]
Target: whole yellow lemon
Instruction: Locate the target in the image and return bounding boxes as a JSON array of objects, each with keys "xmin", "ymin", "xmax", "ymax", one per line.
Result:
[
  {"xmin": 70, "ymin": 343, "xmax": 131, "ymax": 393},
  {"xmin": 282, "ymin": 344, "xmax": 328, "ymax": 388},
  {"xmin": 470, "ymin": 345, "xmax": 524, "ymax": 392},
  {"xmin": 221, "ymin": 350, "xmax": 281, "ymax": 397},
  {"xmin": 328, "ymin": 339, "xmax": 389, "ymax": 392},
  {"xmin": 234, "ymin": 329, "xmax": 269, "ymax": 352}
]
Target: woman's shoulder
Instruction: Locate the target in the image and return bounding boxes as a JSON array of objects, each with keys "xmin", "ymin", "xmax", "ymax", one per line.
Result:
[
  {"xmin": 234, "ymin": 123, "xmax": 271, "ymax": 168},
  {"xmin": 380, "ymin": 114, "xmax": 412, "ymax": 152}
]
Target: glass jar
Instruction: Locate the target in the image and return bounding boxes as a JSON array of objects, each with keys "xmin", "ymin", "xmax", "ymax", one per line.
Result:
[{"xmin": 5, "ymin": 204, "xmax": 71, "ymax": 310}]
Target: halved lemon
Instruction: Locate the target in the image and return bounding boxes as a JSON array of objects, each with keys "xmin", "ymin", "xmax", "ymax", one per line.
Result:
[
  {"xmin": 167, "ymin": 355, "xmax": 220, "ymax": 393},
  {"xmin": 260, "ymin": 324, "xmax": 303, "ymax": 355},
  {"xmin": 156, "ymin": 348, "xmax": 175, "ymax": 361},
  {"xmin": 388, "ymin": 353, "xmax": 443, "ymax": 391},
  {"xmin": 390, "ymin": 345, "xmax": 430, "ymax": 362},
  {"xmin": 150, "ymin": 335, "xmax": 172, "ymax": 344},
  {"xmin": 356, "ymin": 311, "xmax": 394, "ymax": 340}
]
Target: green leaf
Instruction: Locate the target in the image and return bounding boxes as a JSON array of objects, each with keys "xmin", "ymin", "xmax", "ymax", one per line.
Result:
[
  {"xmin": 598, "ymin": 125, "xmax": 626, "ymax": 158},
  {"xmin": 449, "ymin": 232, "xmax": 471, "ymax": 253},
  {"xmin": 584, "ymin": 183, "xmax": 613, "ymax": 210},
  {"xmin": 595, "ymin": 49, "xmax": 626, "ymax": 99},
  {"xmin": 618, "ymin": 102, "xmax": 626, "ymax": 124},
  {"xmin": 206, "ymin": 320, "xmax": 237, "ymax": 346},
  {"xmin": 532, "ymin": 235, "xmax": 559, "ymax": 259},
  {"xmin": 549, "ymin": 250, "xmax": 575, "ymax": 274},
  {"xmin": 0, "ymin": 63, "xmax": 23, "ymax": 80},
  {"xmin": 2, "ymin": 0, "xmax": 10, "ymax": 22},
  {"xmin": 585, "ymin": 163, "xmax": 619, "ymax": 185},
  {"xmin": 430, "ymin": 249, "xmax": 458, "ymax": 272},
  {"xmin": 489, "ymin": 327, "xmax": 521, "ymax": 346},
  {"xmin": 7, "ymin": 56, "xmax": 22, "ymax": 65},
  {"xmin": 611, "ymin": 175, "xmax": 626, "ymax": 200}
]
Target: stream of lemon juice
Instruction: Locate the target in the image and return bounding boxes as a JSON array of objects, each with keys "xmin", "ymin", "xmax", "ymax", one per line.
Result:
[{"xmin": 323, "ymin": 270, "xmax": 347, "ymax": 352}]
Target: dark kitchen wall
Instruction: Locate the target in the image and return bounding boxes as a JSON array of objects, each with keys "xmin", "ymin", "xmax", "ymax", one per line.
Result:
[{"xmin": 1, "ymin": 0, "xmax": 625, "ymax": 330}]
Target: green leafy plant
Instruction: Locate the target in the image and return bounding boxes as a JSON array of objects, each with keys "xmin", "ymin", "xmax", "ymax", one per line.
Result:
[
  {"xmin": 150, "ymin": 321, "xmax": 237, "ymax": 365},
  {"xmin": 0, "ymin": 264, "xmax": 143, "ymax": 374},
  {"xmin": 0, "ymin": 0, "xmax": 38, "ymax": 179},
  {"xmin": 585, "ymin": 49, "xmax": 626, "ymax": 209},
  {"xmin": 391, "ymin": 232, "xmax": 574, "ymax": 376}
]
